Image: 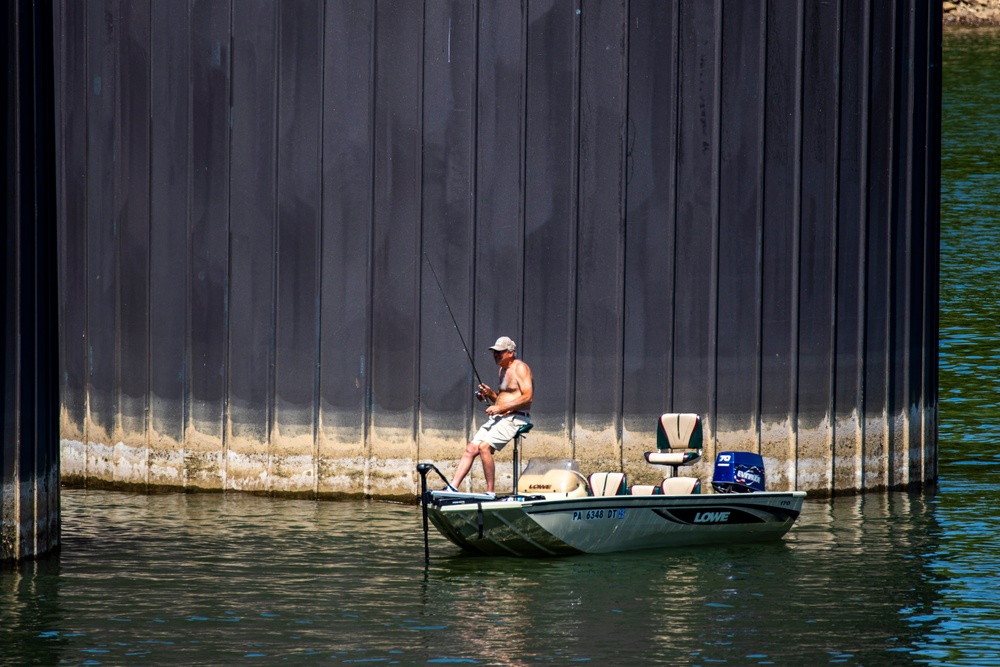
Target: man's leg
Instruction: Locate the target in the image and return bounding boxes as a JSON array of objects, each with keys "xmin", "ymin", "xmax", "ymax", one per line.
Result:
[
  {"xmin": 479, "ymin": 443, "xmax": 496, "ymax": 492},
  {"xmin": 449, "ymin": 441, "xmax": 481, "ymax": 489}
]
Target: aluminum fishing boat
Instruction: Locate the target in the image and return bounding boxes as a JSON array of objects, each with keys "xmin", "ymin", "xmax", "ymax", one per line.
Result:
[{"xmin": 416, "ymin": 413, "xmax": 806, "ymax": 558}]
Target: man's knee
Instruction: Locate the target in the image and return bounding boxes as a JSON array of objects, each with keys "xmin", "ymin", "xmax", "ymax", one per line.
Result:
[{"xmin": 468, "ymin": 441, "xmax": 493, "ymax": 456}]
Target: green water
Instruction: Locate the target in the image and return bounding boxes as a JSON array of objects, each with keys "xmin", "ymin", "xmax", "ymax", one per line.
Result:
[
  {"xmin": 3, "ymin": 28, "xmax": 1000, "ymax": 667},
  {"xmin": 0, "ymin": 490, "xmax": 943, "ymax": 666},
  {"xmin": 939, "ymin": 28, "xmax": 1000, "ymax": 458}
]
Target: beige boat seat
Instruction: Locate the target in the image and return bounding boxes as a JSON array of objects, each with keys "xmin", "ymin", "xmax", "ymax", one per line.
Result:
[
  {"xmin": 660, "ymin": 477, "xmax": 701, "ymax": 495},
  {"xmin": 644, "ymin": 413, "xmax": 703, "ymax": 472},
  {"xmin": 588, "ymin": 472, "xmax": 626, "ymax": 497},
  {"xmin": 517, "ymin": 469, "xmax": 589, "ymax": 498}
]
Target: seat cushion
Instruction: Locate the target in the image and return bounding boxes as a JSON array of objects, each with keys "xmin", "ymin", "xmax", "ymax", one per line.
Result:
[
  {"xmin": 588, "ymin": 472, "xmax": 626, "ymax": 497},
  {"xmin": 656, "ymin": 413, "xmax": 703, "ymax": 451},
  {"xmin": 519, "ymin": 470, "xmax": 589, "ymax": 498},
  {"xmin": 645, "ymin": 451, "xmax": 701, "ymax": 466},
  {"xmin": 660, "ymin": 477, "xmax": 701, "ymax": 495},
  {"xmin": 628, "ymin": 484, "xmax": 660, "ymax": 496}
]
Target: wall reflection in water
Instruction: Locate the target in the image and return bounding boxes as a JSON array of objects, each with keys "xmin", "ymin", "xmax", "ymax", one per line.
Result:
[{"xmin": 3, "ymin": 486, "xmax": 995, "ymax": 666}]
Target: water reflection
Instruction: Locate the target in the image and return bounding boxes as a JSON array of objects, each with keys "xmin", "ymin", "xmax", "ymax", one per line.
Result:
[
  {"xmin": 0, "ymin": 490, "xmax": 951, "ymax": 666},
  {"xmin": 930, "ymin": 26, "xmax": 1000, "ymax": 667},
  {"xmin": 419, "ymin": 493, "xmax": 946, "ymax": 665},
  {"xmin": 0, "ymin": 558, "xmax": 63, "ymax": 667},
  {"xmin": 940, "ymin": 27, "xmax": 1000, "ymax": 465}
]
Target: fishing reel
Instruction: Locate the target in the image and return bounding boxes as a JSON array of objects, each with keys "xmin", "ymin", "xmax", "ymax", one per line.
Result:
[{"xmin": 474, "ymin": 385, "xmax": 493, "ymax": 404}]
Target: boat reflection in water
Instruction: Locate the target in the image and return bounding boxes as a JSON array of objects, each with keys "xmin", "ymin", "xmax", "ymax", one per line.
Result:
[
  {"xmin": 418, "ymin": 414, "xmax": 806, "ymax": 557},
  {"xmin": 4, "ymin": 480, "xmax": 947, "ymax": 666}
]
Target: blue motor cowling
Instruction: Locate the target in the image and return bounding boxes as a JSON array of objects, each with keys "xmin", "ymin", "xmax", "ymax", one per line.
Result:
[{"xmin": 712, "ymin": 451, "xmax": 766, "ymax": 493}]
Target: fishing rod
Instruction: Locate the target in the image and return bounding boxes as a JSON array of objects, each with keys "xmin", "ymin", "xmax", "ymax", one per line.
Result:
[{"xmin": 423, "ymin": 253, "xmax": 492, "ymax": 403}]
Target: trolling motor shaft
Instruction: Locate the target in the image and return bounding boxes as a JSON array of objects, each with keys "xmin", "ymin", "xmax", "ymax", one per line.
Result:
[{"xmin": 417, "ymin": 463, "xmax": 433, "ymax": 561}]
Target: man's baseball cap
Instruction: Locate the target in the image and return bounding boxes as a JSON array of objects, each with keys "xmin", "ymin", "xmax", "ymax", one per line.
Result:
[{"xmin": 488, "ymin": 336, "xmax": 516, "ymax": 352}]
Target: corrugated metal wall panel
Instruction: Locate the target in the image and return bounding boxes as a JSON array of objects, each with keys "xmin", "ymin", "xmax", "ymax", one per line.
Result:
[
  {"xmin": 715, "ymin": 0, "xmax": 764, "ymax": 446},
  {"xmin": 147, "ymin": 0, "xmax": 190, "ymax": 489},
  {"xmin": 795, "ymin": 0, "xmax": 839, "ymax": 490},
  {"xmin": 273, "ymin": 0, "xmax": 323, "ymax": 493},
  {"xmin": 4, "ymin": 0, "xmax": 60, "ymax": 561},
  {"xmin": 56, "ymin": 0, "xmax": 89, "ymax": 476},
  {"xmin": 523, "ymin": 0, "xmax": 578, "ymax": 453},
  {"xmin": 317, "ymin": 0, "xmax": 373, "ymax": 493},
  {"xmin": 419, "ymin": 0, "xmax": 477, "ymax": 441},
  {"xmin": 370, "ymin": 0, "xmax": 423, "ymax": 481},
  {"xmin": 672, "ymin": 1, "xmax": 719, "ymax": 440},
  {"xmin": 50, "ymin": 0, "xmax": 941, "ymax": 498},
  {"xmin": 758, "ymin": 2, "xmax": 802, "ymax": 489},
  {"xmin": 83, "ymin": 0, "xmax": 118, "ymax": 484},
  {"xmin": 227, "ymin": 0, "xmax": 276, "ymax": 492},
  {"xmin": 622, "ymin": 0, "xmax": 678, "ymax": 446},
  {"xmin": 574, "ymin": 0, "xmax": 627, "ymax": 468},
  {"xmin": 833, "ymin": 0, "xmax": 870, "ymax": 492},
  {"xmin": 188, "ymin": 0, "xmax": 231, "ymax": 487},
  {"xmin": 473, "ymin": 0, "xmax": 524, "ymax": 387},
  {"xmin": 117, "ymin": 0, "xmax": 151, "ymax": 472}
]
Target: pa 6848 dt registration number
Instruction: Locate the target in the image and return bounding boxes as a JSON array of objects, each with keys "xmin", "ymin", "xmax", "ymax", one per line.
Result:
[{"xmin": 572, "ymin": 508, "xmax": 625, "ymax": 521}]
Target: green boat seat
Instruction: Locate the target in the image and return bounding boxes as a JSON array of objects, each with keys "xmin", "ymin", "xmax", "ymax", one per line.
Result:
[
  {"xmin": 644, "ymin": 413, "xmax": 703, "ymax": 470},
  {"xmin": 628, "ymin": 484, "xmax": 661, "ymax": 496},
  {"xmin": 588, "ymin": 472, "xmax": 626, "ymax": 497},
  {"xmin": 635, "ymin": 414, "xmax": 705, "ymax": 495}
]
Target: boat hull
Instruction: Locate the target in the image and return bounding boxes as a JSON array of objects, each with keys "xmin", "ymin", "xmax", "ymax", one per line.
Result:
[{"xmin": 427, "ymin": 492, "xmax": 806, "ymax": 557}]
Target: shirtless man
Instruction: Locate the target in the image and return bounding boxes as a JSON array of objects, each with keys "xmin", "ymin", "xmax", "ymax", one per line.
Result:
[{"xmin": 448, "ymin": 336, "xmax": 533, "ymax": 494}]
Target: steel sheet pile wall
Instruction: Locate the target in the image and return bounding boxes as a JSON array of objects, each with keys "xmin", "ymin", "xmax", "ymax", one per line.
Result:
[
  {"xmin": 54, "ymin": 0, "xmax": 940, "ymax": 498},
  {"xmin": 3, "ymin": 0, "xmax": 60, "ymax": 560}
]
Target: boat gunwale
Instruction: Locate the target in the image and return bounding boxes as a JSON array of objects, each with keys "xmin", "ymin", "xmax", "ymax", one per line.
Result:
[{"xmin": 432, "ymin": 490, "xmax": 807, "ymax": 514}]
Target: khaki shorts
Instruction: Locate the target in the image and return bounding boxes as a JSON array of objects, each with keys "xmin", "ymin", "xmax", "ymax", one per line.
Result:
[{"xmin": 472, "ymin": 414, "xmax": 531, "ymax": 452}]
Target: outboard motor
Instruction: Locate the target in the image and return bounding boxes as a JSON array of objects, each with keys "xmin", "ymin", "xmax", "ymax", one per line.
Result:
[{"xmin": 712, "ymin": 451, "xmax": 766, "ymax": 493}]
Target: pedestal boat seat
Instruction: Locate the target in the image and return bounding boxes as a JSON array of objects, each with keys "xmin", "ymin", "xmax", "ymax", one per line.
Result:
[
  {"xmin": 632, "ymin": 413, "xmax": 703, "ymax": 495},
  {"xmin": 581, "ymin": 413, "xmax": 704, "ymax": 497}
]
